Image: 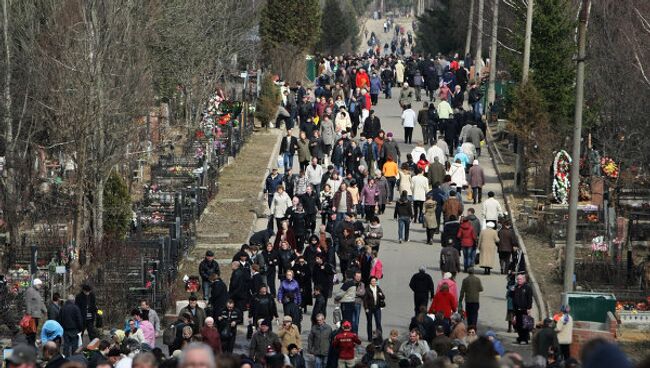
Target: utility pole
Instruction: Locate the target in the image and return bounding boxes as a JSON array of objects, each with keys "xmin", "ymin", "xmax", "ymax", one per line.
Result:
[
  {"xmin": 465, "ymin": 0, "xmax": 475, "ymax": 56},
  {"xmin": 474, "ymin": 0, "xmax": 485, "ymax": 79},
  {"xmin": 563, "ymin": 0, "xmax": 591, "ymax": 298},
  {"xmin": 514, "ymin": 0, "xmax": 534, "ymax": 193},
  {"xmin": 487, "ymin": 0, "xmax": 499, "ymax": 105}
]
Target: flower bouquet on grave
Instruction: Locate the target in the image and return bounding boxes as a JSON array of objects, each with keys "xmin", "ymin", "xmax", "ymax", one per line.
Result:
[
  {"xmin": 600, "ymin": 156, "xmax": 618, "ymax": 178},
  {"xmin": 590, "ymin": 236, "xmax": 608, "ymax": 260}
]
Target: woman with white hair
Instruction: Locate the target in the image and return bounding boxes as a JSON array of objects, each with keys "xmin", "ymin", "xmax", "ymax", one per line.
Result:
[{"xmin": 200, "ymin": 317, "xmax": 222, "ymax": 354}]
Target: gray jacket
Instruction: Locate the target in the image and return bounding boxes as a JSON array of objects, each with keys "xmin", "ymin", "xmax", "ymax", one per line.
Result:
[
  {"xmin": 467, "ymin": 126, "xmax": 485, "ymax": 147},
  {"xmin": 308, "ymin": 323, "xmax": 333, "ymax": 356},
  {"xmin": 250, "ymin": 330, "xmax": 280, "ymax": 361},
  {"xmin": 25, "ymin": 286, "xmax": 47, "ymax": 319},
  {"xmin": 320, "ymin": 120, "xmax": 336, "ymax": 146}
]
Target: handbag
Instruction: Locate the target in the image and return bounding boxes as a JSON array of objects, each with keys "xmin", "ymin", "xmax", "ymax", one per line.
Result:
[
  {"xmin": 246, "ymin": 323, "xmax": 255, "ymax": 339},
  {"xmin": 522, "ymin": 315, "xmax": 535, "ymax": 331},
  {"xmin": 20, "ymin": 315, "xmax": 36, "ymax": 334},
  {"xmin": 220, "ymin": 326, "xmax": 232, "ymax": 340}
]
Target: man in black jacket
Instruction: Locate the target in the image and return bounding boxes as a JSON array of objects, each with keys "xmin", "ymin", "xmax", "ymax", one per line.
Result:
[
  {"xmin": 75, "ymin": 284, "xmax": 98, "ymax": 340},
  {"xmin": 280, "ymin": 130, "xmax": 299, "ymax": 172},
  {"xmin": 209, "ymin": 273, "xmax": 228, "ymax": 318},
  {"xmin": 229, "ymin": 262, "xmax": 250, "ymax": 313},
  {"xmin": 199, "ymin": 250, "xmax": 220, "ymax": 301},
  {"xmin": 249, "ymin": 285, "xmax": 278, "ymax": 330},
  {"xmin": 409, "ymin": 267, "xmax": 435, "ymax": 315},
  {"xmin": 362, "ymin": 110, "xmax": 381, "ymax": 139},
  {"xmin": 218, "ymin": 300, "xmax": 242, "ymax": 353},
  {"xmin": 60, "ymin": 295, "xmax": 83, "ymax": 357},
  {"xmin": 300, "ymin": 185, "xmax": 320, "ymax": 234},
  {"xmin": 512, "ymin": 274, "xmax": 534, "ymax": 344}
]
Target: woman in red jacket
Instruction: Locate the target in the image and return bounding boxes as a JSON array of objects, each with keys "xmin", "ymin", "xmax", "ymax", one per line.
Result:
[
  {"xmin": 457, "ymin": 217, "xmax": 477, "ymax": 272},
  {"xmin": 428, "ymin": 284, "xmax": 457, "ymax": 319}
]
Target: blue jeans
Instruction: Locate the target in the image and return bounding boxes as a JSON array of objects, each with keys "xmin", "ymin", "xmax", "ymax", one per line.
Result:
[
  {"xmin": 283, "ymin": 153, "xmax": 294, "ymax": 172},
  {"xmin": 202, "ymin": 280, "xmax": 211, "ymax": 300},
  {"xmin": 314, "ymin": 355, "xmax": 327, "ymax": 368},
  {"xmin": 398, "ymin": 216, "xmax": 411, "ymax": 241},
  {"xmin": 341, "ymin": 302, "xmax": 355, "ymax": 325},
  {"xmin": 352, "ymin": 303, "xmax": 361, "ymax": 334},
  {"xmin": 463, "ymin": 247, "xmax": 477, "ymax": 270},
  {"xmin": 384, "ymin": 82, "xmax": 392, "ymax": 98}
]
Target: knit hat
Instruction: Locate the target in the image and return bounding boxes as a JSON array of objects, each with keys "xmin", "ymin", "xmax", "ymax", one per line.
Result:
[
  {"xmin": 443, "ymin": 272, "xmax": 452, "ymax": 280},
  {"xmin": 342, "ymin": 321, "xmax": 352, "ymax": 329},
  {"xmin": 387, "ymin": 132, "xmax": 394, "ymax": 137},
  {"xmin": 473, "ymin": 160, "xmax": 479, "ymax": 165},
  {"xmin": 32, "ymin": 278, "xmax": 43, "ymax": 286}
]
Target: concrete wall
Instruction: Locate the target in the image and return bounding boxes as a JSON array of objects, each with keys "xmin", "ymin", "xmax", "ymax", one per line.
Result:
[{"xmin": 570, "ymin": 311, "xmax": 618, "ymax": 358}]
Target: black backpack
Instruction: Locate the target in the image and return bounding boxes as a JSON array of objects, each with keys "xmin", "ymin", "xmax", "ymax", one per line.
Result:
[{"xmin": 162, "ymin": 322, "xmax": 178, "ymax": 346}]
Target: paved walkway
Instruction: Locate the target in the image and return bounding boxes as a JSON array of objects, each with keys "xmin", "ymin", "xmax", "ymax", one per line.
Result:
[{"xmin": 247, "ymin": 88, "xmax": 535, "ymax": 360}]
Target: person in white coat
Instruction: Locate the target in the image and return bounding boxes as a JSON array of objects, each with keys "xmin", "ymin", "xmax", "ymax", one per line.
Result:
[
  {"xmin": 426, "ymin": 144, "xmax": 446, "ymax": 165},
  {"xmin": 411, "ymin": 169, "xmax": 430, "ymax": 224},
  {"xmin": 270, "ymin": 186, "xmax": 292, "ymax": 230},
  {"xmin": 410, "ymin": 142, "xmax": 426, "ymax": 165},
  {"xmin": 482, "ymin": 191, "xmax": 504, "ymax": 223},
  {"xmin": 448, "ymin": 159, "xmax": 467, "ymax": 189},
  {"xmin": 395, "ymin": 60, "xmax": 405, "ymax": 87}
]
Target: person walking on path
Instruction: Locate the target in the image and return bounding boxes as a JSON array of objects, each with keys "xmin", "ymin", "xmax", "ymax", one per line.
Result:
[
  {"xmin": 307, "ymin": 157, "xmax": 324, "ymax": 194},
  {"xmin": 512, "ymin": 274, "xmax": 534, "ymax": 345},
  {"xmin": 278, "ymin": 315, "xmax": 302, "ymax": 353},
  {"xmin": 249, "ymin": 319, "xmax": 279, "ymax": 362},
  {"xmin": 423, "ymin": 195, "xmax": 438, "ymax": 244},
  {"xmin": 427, "ymin": 157, "xmax": 446, "ymax": 188},
  {"xmin": 332, "ymin": 321, "xmax": 362, "ymax": 368},
  {"xmin": 468, "ymin": 160, "xmax": 485, "ymax": 204},
  {"xmin": 409, "ymin": 267, "xmax": 435, "ymax": 315},
  {"xmin": 199, "ymin": 251, "xmax": 220, "ymax": 301},
  {"xmin": 75, "ymin": 284, "xmax": 98, "ymax": 341},
  {"xmin": 401, "ymin": 104, "xmax": 416, "ymax": 144},
  {"xmin": 439, "ymin": 244, "xmax": 461, "ymax": 279},
  {"xmin": 482, "ymin": 191, "xmax": 504, "ymax": 224},
  {"xmin": 497, "ymin": 221, "xmax": 518, "ymax": 274},
  {"xmin": 269, "ymin": 186, "xmax": 292, "ymax": 232},
  {"xmin": 265, "ymin": 168, "xmax": 284, "ymax": 208},
  {"xmin": 411, "ymin": 168, "xmax": 429, "ymax": 224},
  {"xmin": 417, "ymin": 102, "xmax": 431, "ymax": 145},
  {"xmin": 458, "ymin": 268, "xmax": 484, "ymax": 328},
  {"xmin": 478, "ymin": 222, "xmax": 500, "ymax": 275},
  {"xmin": 308, "ymin": 314, "xmax": 333, "ymax": 368},
  {"xmin": 24, "ymin": 278, "xmax": 47, "ymax": 345},
  {"xmin": 457, "ymin": 217, "xmax": 478, "ymax": 271},
  {"xmin": 394, "ymin": 191, "xmax": 413, "ymax": 243},
  {"xmin": 280, "ymin": 130, "xmax": 299, "ymax": 172},
  {"xmin": 555, "ymin": 305, "xmax": 574, "ymax": 360},
  {"xmin": 363, "ymin": 276, "xmax": 386, "ymax": 341}
]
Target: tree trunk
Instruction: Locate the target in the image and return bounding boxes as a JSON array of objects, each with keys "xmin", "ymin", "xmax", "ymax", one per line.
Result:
[
  {"xmin": 487, "ymin": 0, "xmax": 499, "ymax": 105},
  {"xmin": 465, "ymin": 0, "xmax": 475, "ymax": 57},
  {"xmin": 2, "ymin": 0, "xmax": 13, "ymax": 272},
  {"xmin": 474, "ymin": 0, "xmax": 485, "ymax": 80}
]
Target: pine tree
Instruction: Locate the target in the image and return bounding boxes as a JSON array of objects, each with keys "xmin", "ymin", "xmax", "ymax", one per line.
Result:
[
  {"xmin": 505, "ymin": 0, "xmax": 576, "ymax": 128},
  {"xmin": 260, "ymin": 0, "xmax": 321, "ymax": 79},
  {"xmin": 320, "ymin": 0, "xmax": 350, "ymax": 54},
  {"xmin": 103, "ymin": 172, "xmax": 132, "ymax": 240},
  {"xmin": 415, "ymin": 1, "xmax": 464, "ymax": 56},
  {"xmin": 256, "ymin": 74, "xmax": 281, "ymax": 128}
]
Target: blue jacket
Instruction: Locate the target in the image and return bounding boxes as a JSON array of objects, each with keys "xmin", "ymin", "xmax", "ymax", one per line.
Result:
[
  {"xmin": 370, "ymin": 77, "xmax": 382, "ymax": 95},
  {"xmin": 265, "ymin": 173, "xmax": 284, "ymax": 194}
]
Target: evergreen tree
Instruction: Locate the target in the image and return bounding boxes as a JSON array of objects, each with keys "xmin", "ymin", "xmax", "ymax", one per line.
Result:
[
  {"xmin": 103, "ymin": 172, "xmax": 132, "ymax": 240},
  {"xmin": 320, "ymin": 0, "xmax": 351, "ymax": 54},
  {"xmin": 256, "ymin": 74, "xmax": 281, "ymax": 128},
  {"xmin": 415, "ymin": 1, "xmax": 464, "ymax": 56},
  {"xmin": 505, "ymin": 0, "xmax": 576, "ymax": 127},
  {"xmin": 260, "ymin": 0, "xmax": 321, "ymax": 79}
]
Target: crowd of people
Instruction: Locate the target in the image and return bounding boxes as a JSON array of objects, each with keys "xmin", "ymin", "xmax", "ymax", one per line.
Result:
[{"xmin": 8, "ymin": 25, "xmax": 640, "ymax": 368}]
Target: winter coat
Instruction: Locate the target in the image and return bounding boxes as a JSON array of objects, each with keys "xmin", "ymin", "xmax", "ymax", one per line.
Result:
[
  {"xmin": 297, "ymin": 139, "xmax": 311, "ymax": 162},
  {"xmin": 478, "ymin": 228, "xmax": 499, "ymax": 269},
  {"xmin": 199, "ymin": 258, "xmax": 220, "ymax": 282},
  {"xmin": 250, "ymin": 331, "xmax": 280, "ymax": 361},
  {"xmin": 360, "ymin": 184, "xmax": 379, "ymax": 206},
  {"xmin": 383, "ymin": 140, "xmax": 400, "ymax": 163},
  {"xmin": 442, "ymin": 197, "xmax": 462, "ymax": 220},
  {"xmin": 512, "ymin": 283, "xmax": 533, "ymax": 311},
  {"xmin": 178, "ymin": 306, "xmax": 206, "ymax": 333},
  {"xmin": 312, "ymin": 263, "xmax": 335, "ymax": 298},
  {"xmin": 75, "ymin": 292, "xmax": 97, "ymax": 322},
  {"xmin": 25, "ymin": 286, "xmax": 47, "ymax": 319},
  {"xmin": 370, "ymin": 258, "xmax": 384, "ymax": 279},
  {"xmin": 265, "ymin": 173, "xmax": 284, "ymax": 195},
  {"xmin": 423, "ymin": 199, "xmax": 437, "ymax": 229},
  {"xmin": 468, "ymin": 165, "xmax": 485, "ymax": 188},
  {"xmin": 363, "ymin": 285, "xmax": 386, "ymax": 311},
  {"xmin": 459, "ymin": 274, "xmax": 483, "ymax": 304},
  {"xmin": 370, "ymin": 76, "xmax": 382, "ymax": 95},
  {"xmin": 398, "ymin": 170, "xmax": 413, "ymax": 196},
  {"xmin": 376, "ymin": 177, "xmax": 390, "ymax": 205},
  {"xmin": 292, "ymin": 262, "xmax": 313, "ymax": 306},
  {"xmin": 448, "ymin": 162, "xmax": 467, "ymax": 187},
  {"xmin": 59, "ymin": 300, "xmax": 83, "ymax": 333},
  {"xmin": 333, "ymin": 331, "xmax": 362, "ymax": 360},
  {"xmin": 364, "ymin": 223, "xmax": 383, "ymax": 249},
  {"xmin": 457, "ymin": 220, "xmax": 477, "ymax": 248},
  {"xmin": 308, "ymin": 323, "xmax": 333, "ymax": 356},
  {"xmin": 409, "ymin": 271, "xmax": 435, "ymax": 300},
  {"xmin": 321, "ymin": 119, "xmax": 336, "ymax": 146},
  {"xmin": 250, "ymin": 294, "xmax": 278, "ymax": 322},
  {"xmin": 467, "ymin": 126, "xmax": 485, "ymax": 147},
  {"xmin": 333, "ymin": 190, "xmax": 354, "ymax": 213},
  {"xmin": 270, "ymin": 191, "xmax": 292, "ymax": 219},
  {"xmin": 466, "ymin": 214, "xmax": 482, "ymax": 239},
  {"xmin": 394, "ymin": 199, "xmax": 413, "ymax": 218},
  {"xmin": 278, "ymin": 324, "xmax": 302, "ymax": 353},
  {"xmin": 411, "ymin": 175, "xmax": 429, "ymax": 201},
  {"xmin": 427, "ymin": 161, "xmax": 446, "ymax": 187},
  {"xmin": 395, "ymin": 61, "xmax": 405, "ymax": 84},
  {"xmin": 497, "ymin": 227, "xmax": 518, "ymax": 252},
  {"xmin": 482, "ymin": 197, "xmax": 504, "ymax": 222},
  {"xmin": 429, "ymin": 290, "xmax": 457, "ymax": 319},
  {"xmin": 439, "ymin": 246, "xmax": 461, "ymax": 275},
  {"xmin": 278, "ymin": 279, "xmax": 302, "ymax": 305},
  {"xmin": 209, "ymin": 279, "xmax": 229, "ymax": 316}
]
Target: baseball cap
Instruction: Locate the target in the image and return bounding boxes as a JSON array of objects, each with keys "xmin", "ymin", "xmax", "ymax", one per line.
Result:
[
  {"xmin": 342, "ymin": 321, "xmax": 352, "ymax": 329},
  {"xmin": 6, "ymin": 344, "xmax": 37, "ymax": 365},
  {"xmin": 283, "ymin": 315, "xmax": 293, "ymax": 323}
]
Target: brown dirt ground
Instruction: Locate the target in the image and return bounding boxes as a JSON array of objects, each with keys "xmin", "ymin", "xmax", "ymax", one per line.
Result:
[{"xmin": 168, "ymin": 129, "xmax": 280, "ymax": 311}]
